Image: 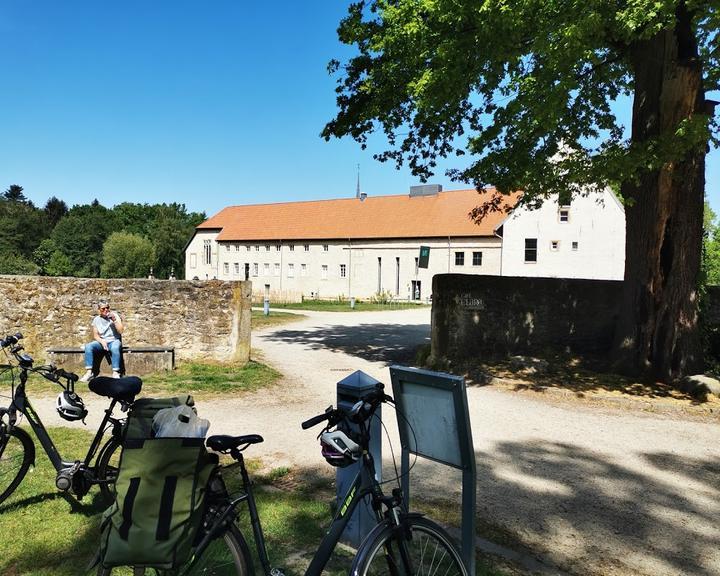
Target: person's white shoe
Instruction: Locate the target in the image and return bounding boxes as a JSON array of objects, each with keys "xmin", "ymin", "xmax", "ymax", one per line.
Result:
[
  {"xmin": 79, "ymin": 369, "xmax": 94, "ymax": 383},
  {"xmin": 112, "ymin": 371, "xmax": 121, "ymax": 379}
]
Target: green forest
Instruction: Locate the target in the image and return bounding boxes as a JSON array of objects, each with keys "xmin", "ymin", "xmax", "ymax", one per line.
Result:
[{"xmin": 0, "ymin": 184, "xmax": 204, "ymax": 280}]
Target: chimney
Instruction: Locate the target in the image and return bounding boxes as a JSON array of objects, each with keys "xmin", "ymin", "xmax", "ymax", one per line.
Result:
[
  {"xmin": 409, "ymin": 184, "xmax": 442, "ymax": 197},
  {"xmin": 360, "ymin": 192, "xmax": 367, "ymax": 201}
]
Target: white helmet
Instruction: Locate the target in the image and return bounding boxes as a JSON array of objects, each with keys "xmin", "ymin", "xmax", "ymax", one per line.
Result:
[
  {"xmin": 320, "ymin": 429, "xmax": 361, "ymax": 467},
  {"xmin": 56, "ymin": 391, "xmax": 88, "ymax": 422}
]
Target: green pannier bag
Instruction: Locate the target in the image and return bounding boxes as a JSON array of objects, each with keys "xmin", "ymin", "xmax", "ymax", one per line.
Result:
[{"xmin": 99, "ymin": 397, "xmax": 217, "ymax": 570}]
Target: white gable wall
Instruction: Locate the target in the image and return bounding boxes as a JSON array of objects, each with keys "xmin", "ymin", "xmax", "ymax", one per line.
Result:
[{"xmin": 499, "ymin": 189, "xmax": 625, "ymax": 280}]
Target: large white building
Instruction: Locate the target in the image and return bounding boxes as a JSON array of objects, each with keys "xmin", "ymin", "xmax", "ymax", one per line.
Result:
[{"xmin": 185, "ymin": 186, "xmax": 625, "ymax": 301}]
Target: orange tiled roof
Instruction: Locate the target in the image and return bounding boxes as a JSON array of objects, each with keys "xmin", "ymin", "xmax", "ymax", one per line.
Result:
[{"xmin": 199, "ymin": 188, "xmax": 519, "ymax": 241}]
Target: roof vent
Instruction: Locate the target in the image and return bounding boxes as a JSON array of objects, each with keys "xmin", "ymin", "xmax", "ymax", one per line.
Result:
[
  {"xmin": 360, "ymin": 192, "xmax": 367, "ymax": 201},
  {"xmin": 409, "ymin": 184, "xmax": 442, "ymax": 197}
]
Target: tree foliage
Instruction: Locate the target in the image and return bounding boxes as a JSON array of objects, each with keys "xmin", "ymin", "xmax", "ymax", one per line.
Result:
[
  {"xmin": 324, "ymin": 0, "xmax": 719, "ymax": 382},
  {"xmin": 101, "ymin": 232, "xmax": 156, "ymax": 278},
  {"xmin": 323, "ymin": 0, "xmax": 718, "ymax": 202}
]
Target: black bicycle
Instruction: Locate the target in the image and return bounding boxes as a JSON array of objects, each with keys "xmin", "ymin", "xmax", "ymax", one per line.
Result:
[
  {"xmin": 97, "ymin": 383, "xmax": 468, "ymax": 575},
  {"xmin": 0, "ymin": 332, "xmax": 142, "ymax": 506}
]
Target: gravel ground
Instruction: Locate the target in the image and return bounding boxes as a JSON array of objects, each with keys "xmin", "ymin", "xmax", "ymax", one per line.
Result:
[{"xmin": 26, "ymin": 308, "xmax": 720, "ymax": 576}]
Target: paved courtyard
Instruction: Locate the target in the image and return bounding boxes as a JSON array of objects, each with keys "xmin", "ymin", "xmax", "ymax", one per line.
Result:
[{"xmin": 31, "ymin": 308, "xmax": 720, "ymax": 576}]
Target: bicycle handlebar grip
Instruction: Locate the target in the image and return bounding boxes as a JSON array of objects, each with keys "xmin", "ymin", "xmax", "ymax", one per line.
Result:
[
  {"xmin": 0, "ymin": 332, "xmax": 22, "ymax": 348},
  {"xmin": 301, "ymin": 412, "xmax": 331, "ymax": 430},
  {"xmin": 56, "ymin": 368, "xmax": 79, "ymax": 382}
]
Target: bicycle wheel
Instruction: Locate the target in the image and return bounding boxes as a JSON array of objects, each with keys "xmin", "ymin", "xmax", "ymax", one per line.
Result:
[
  {"xmin": 0, "ymin": 426, "xmax": 34, "ymax": 506},
  {"xmin": 95, "ymin": 436, "xmax": 122, "ymax": 504},
  {"xmin": 96, "ymin": 524, "xmax": 253, "ymax": 576},
  {"xmin": 351, "ymin": 516, "xmax": 468, "ymax": 576}
]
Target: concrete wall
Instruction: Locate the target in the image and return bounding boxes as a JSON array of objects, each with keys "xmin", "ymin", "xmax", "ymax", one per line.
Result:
[
  {"xmin": 186, "ymin": 232, "xmax": 503, "ymax": 301},
  {"xmin": 499, "ymin": 188, "xmax": 625, "ymax": 280},
  {"xmin": 0, "ymin": 276, "xmax": 252, "ymax": 366},
  {"xmin": 431, "ymin": 274, "xmax": 623, "ymax": 361}
]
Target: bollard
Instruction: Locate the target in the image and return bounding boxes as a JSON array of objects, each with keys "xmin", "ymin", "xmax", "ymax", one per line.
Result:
[
  {"xmin": 336, "ymin": 370, "xmax": 382, "ymax": 548},
  {"xmin": 263, "ymin": 297, "xmax": 270, "ymax": 316}
]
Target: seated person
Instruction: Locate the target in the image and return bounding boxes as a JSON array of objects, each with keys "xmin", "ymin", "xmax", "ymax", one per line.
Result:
[{"xmin": 80, "ymin": 299, "xmax": 125, "ymax": 381}]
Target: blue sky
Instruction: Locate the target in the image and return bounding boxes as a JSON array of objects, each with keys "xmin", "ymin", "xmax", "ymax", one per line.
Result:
[{"xmin": 1, "ymin": 1, "xmax": 718, "ymax": 219}]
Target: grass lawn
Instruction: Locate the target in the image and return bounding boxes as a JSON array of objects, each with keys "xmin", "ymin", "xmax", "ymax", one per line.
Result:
[
  {"xmin": 0, "ymin": 428, "xmax": 510, "ymax": 576},
  {"xmin": 266, "ymin": 299, "xmax": 429, "ymax": 312},
  {"xmin": 139, "ymin": 360, "xmax": 281, "ymax": 396},
  {"xmin": 251, "ymin": 309, "xmax": 306, "ymax": 330}
]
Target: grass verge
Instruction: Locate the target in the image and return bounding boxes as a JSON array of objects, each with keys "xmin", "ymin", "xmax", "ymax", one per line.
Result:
[
  {"xmin": 252, "ymin": 309, "xmax": 306, "ymax": 330},
  {"xmin": 139, "ymin": 360, "xmax": 281, "ymax": 396},
  {"xmin": 263, "ymin": 300, "xmax": 429, "ymax": 312}
]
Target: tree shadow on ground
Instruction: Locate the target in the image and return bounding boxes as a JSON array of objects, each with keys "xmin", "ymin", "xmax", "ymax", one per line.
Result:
[
  {"xmin": 263, "ymin": 323, "xmax": 431, "ymax": 365},
  {"xmin": 407, "ymin": 440, "xmax": 720, "ymax": 576},
  {"xmin": 459, "ymin": 352, "xmax": 716, "ymax": 405}
]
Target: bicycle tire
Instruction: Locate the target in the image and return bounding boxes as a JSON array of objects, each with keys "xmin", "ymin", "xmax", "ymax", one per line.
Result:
[
  {"xmin": 95, "ymin": 435, "xmax": 122, "ymax": 504},
  {"xmin": 96, "ymin": 523, "xmax": 253, "ymax": 576},
  {"xmin": 351, "ymin": 516, "xmax": 468, "ymax": 576},
  {"xmin": 0, "ymin": 426, "xmax": 34, "ymax": 506}
]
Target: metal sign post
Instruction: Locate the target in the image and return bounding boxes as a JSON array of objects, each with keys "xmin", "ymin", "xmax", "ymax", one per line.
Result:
[{"xmin": 389, "ymin": 365, "xmax": 476, "ymax": 575}]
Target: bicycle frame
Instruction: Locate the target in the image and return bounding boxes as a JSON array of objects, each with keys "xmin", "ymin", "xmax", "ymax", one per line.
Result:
[
  {"xmin": 1, "ymin": 365, "xmax": 121, "ymax": 476},
  {"xmin": 223, "ymin": 446, "xmax": 389, "ymax": 576}
]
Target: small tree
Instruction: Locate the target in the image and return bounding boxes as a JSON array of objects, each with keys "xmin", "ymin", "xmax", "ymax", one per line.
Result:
[{"xmin": 101, "ymin": 232, "xmax": 156, "ymax": 278}]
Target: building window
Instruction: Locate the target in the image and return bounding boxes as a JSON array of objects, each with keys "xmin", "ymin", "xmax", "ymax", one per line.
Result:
[
  {"xmin": 289, "ymin": 245, "xmax": 294, "ymax": 252},
  {"xmin": 559, "ymin": 209, "xmax": 569, "ymax": 223},
  {"xmin": 377, "ymin": 257, "xmax": 382, "ymax": 292},
  {"xmin": 223, "ymin": 262, "xmax": 229, "ymax": 274},
  {"xmin": 253, "ymin": 263, "xmax": 258, "ymax": 277},
  {"xmin": 190, "ymin": 253, "xmax": 197, "ymax": 269},
  {"xmin": 288, "ymin": 263, "xmax": 294, "ymax": 278},
  {"xmin": 274, "ymin": 263, "xmax": 280, "ymax": 276},
  {"xmin": 264, "ymin": 263, "xmax": 270, "ymax": 276},
  {"xmin": 234, "ymin": 262, "xmax": 240, "ymax": 275},
  {"xmin": 304, "ymin": 244, "xmax": 310, "ymax": 252},
  {"xmin": 414, "ymin": 257, "xmax": 419, "ymax": 275},
  {"xmin": 255, "ymin": 245, "xmax": 260, "ymax": 251},
  {"xmin": 455, "ymin": 252, "xmax": 465, "ymax": 266},
  {"xmin": 276, "ymin": 244, "xmax": 281, "ymax": 251},
  {"xmin": 203, "ymin": 240, "xmax": 212, "ymax": 265},
  {"xmin": 225, "ymin": 245, "xmax": 230, "ymax": 252},
  {"xmin": 321, "ymin": 264, "xmax": 328, "ymax": 280},
  {"xmin": 472, "ymin": 252, "xmax": 483, "ymax": 266},
  {"xmin": 525, "ymin": 238, "xmax": 538, "ymax": 262},
  {"xmin": 235, "ymin": 244, "xmax": 240, "ymax": 251},
  {"xmin": 550, "ymin": 240, "xmax": 560, "ymax": 251},
  {"xmin": 340, "ymin": 264, "xmax": 346, "ymax": 278},
  {"xmin": 323, "ymin": 244, "xmax": 329, "ymax": 252},
  {"xmin": 247, "ymin": 245, "xmax": 251, "ymax": 251},
  {"xmin": 265, "ymin": 245, "xmax": 270, "ymax": 252},
  {"xmin": 301, "ymin": 263, "xmax": 307, "ymax": 277},
  {"xmin": 572, "ymin": 241, "xmax": 579, "ymax": 250}
]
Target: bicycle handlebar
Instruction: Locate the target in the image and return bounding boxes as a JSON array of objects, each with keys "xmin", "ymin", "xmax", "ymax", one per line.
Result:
[
  {"xmin": 301, "ymin": 383, "xmax": 392, "ymax": 430},
  {"xmin": 0, "ymin": 333, "xmax": 22, "ymax": 348}
]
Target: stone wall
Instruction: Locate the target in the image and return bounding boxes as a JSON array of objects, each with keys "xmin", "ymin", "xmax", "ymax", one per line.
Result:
[
  {"xmin": 0, "ymin": 276, "xmax": 252, "ymax": 366},
  {"xmin": 431, "ymin": 274, "xmax": 623, "ymax": 361}
]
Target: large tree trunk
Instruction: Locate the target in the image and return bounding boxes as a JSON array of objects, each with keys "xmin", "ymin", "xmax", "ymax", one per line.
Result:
[{"xmin": 611, "ymin": 3, "xmax": 707, "ymax": 382}]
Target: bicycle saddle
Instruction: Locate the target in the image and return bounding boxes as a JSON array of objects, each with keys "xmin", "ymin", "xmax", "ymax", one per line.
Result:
[
  {"xmin": 206, "ymin": 434, "xmax": 264, "ymax": 452},
  {"xmin": 88, "ymin": 376, "xmax": 143, "ymax": 403}
]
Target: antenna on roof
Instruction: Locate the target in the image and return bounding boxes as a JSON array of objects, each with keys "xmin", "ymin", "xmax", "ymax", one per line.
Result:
[{"xmin": 356, "ymin": 163, "xmax": 362, "ymax": 199}]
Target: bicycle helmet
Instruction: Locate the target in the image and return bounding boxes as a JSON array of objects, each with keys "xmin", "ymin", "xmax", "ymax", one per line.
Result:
[
  {"xmin": 320, "ymin": 429, "xmax": 361, "ymax": 467},
  {"xmin": 56, "ymin": 390, "xmax": 88, "ymax": 422}
]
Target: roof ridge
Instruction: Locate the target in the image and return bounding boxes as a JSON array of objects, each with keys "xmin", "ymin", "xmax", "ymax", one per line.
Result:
[{"xmin": 220, "ymin": 187, "xmax": 488, "ymax": 209}]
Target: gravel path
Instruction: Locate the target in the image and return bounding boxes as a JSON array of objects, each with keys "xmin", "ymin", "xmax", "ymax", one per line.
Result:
[{"xmin": 27, "ymin": 308, "xmax": 720, "ymax": 576}]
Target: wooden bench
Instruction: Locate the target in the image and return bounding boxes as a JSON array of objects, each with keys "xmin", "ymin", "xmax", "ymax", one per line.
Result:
[{"xmin": 47, "ymin": 345, "xmax": 175, "ymax": 377}]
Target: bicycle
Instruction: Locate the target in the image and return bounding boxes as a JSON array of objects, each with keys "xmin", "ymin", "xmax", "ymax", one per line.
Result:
[
  {"xmin": 0, "ymin": 332, "xmax": 142, "ymax": 506},
  {"xmin": 100, "ymin": 382, "xmax": 468, "ymax": 575}
]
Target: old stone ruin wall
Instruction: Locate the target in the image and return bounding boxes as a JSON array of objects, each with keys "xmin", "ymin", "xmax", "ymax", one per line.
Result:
[
  {"xmin": 431, "ymin": 274, "xmax": 624, "ymax": 363},
  {"xmin": 0, "ymin": 276, "xmax": 252, "ymax": 367}
]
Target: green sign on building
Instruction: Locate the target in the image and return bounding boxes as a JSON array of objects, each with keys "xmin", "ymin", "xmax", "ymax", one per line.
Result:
[{"xmin": 418, "ymin": 245, "xmax": 430, "ymax": 268}]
